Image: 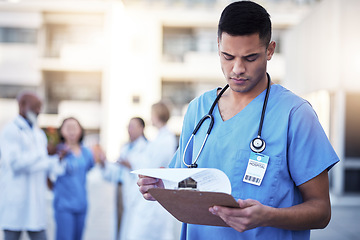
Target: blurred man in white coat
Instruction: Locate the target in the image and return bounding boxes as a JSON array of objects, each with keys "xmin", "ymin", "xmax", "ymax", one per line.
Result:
[{"xmin": 0, "ymin": 91, "xmax": 61, "ymax": 240}]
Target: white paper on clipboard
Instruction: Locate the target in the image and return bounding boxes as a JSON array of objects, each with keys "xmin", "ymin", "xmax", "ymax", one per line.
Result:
[{"xmin": 131, "ymin": 168, "xmax": 232, "ymax": 194}]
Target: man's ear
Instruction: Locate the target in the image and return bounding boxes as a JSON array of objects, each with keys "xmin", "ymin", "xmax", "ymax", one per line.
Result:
[{"xmin": 267, "ymin": 41, "xmax": 276, "ymax": 60}]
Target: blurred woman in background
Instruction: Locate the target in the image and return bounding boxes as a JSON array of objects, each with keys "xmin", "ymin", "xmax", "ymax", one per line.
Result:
[{"xmin": 53, "ymin": 117, "xmax": 94, "ymax": 240}]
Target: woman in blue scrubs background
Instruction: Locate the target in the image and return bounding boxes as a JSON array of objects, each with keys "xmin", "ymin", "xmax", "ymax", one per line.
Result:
[{"xmin": 53, "ymin": 117, "xmax": 94, "ymax": 240}]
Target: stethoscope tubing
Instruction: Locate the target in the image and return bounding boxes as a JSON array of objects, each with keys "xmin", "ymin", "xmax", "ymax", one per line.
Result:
[
  {"xmin": 256, "ymin": 73, "xmax": 271, "ymax": 138},
  {"xmin": 192, "ymin": 114, "xmax": 214, "ymax": 135},
  {"xmin": 183, "ymin": 74, "xmax": 271, "ymax": 168}
]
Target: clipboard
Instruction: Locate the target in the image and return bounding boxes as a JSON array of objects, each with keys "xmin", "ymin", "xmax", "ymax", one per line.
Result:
[{"xmin": 148, "ymin": 188, "xmax": 239, "ymax": 227}]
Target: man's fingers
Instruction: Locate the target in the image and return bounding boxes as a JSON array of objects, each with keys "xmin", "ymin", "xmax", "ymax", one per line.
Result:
[
  {"xmin": 139, "ymin": 184, "xmax": 156, "ymax": 194},
  {"xmin": 237, "ymin": 199, "xmax": 257, "ymax": 208},
  {"xmin": 137, "ymin": 175, "xmax": 159, "ymax": 186},
  {"xmin": 209, "ymin": 206, "xmax": 235, "ymax": 217},
  {"xmin": 143, "ymin": 192, "xmax": 156, "ymax": 201},
  {"xmin": 137, "ymin": 175, "xmax": 160, "ymax": 201}
]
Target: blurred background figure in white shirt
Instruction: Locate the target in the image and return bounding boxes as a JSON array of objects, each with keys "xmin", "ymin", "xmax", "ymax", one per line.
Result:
[
  {"xmin": 97, "ymin": 117, "xmax": 148, "ymax": 240},
  {"xmin": 0, "ymin": 90, "xmax": 62, "ymax": 240},
  {"xmin": 122, "ymin": 101, "xmax": 180, "ymax": 240}
]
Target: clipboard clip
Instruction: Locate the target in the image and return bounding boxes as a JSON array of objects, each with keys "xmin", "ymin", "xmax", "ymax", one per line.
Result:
[{"xmin": 178, "ymin": 177, "xmax": 197, "ymax": 190}]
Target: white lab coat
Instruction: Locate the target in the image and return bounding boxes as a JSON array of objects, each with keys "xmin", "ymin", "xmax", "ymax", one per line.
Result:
[
  {"xmin": 0, "ymin": 115, "xmax": 62, "ymax": 231},
  {"xmin": 101, "ymin": 136, "xmax": 148, "ymax": 240},
  {"xmin": 122, "ymin": 126, "xmax": 180, "ymax": 240},
  {"xmin": 102, "ymin": 136, "xmax": 148, "ymax": 183}
]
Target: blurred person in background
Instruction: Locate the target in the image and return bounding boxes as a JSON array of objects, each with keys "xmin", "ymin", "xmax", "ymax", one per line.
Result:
[
  {"xmin": 97, "ymin": 117, "xmax": 148, "ymax": 240},
  {"xmin": 0, "ymin": 90, "xmax": 62, "ymax": 240},
  {"xmin": 53, "ymin": 117, "xmax": 94, "ymax": 240},
  {"xmin": 123, "ymin": 101, "xmax": 179, "ymax": 240}
]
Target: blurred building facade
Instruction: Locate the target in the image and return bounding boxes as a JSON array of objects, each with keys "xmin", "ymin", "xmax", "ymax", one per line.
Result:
[
  {"xmin": 283, "ymin": 0, "xmax": 360, "ymax": 202},
  {"xmin": 1, "ymin": 0, "xmax": 358, "ymax": 202}
]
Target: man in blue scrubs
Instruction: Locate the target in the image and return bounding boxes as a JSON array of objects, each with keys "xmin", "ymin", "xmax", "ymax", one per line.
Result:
[{"xmin": 137, "ymin": 1, "xmax": 339, "ymax": 239}]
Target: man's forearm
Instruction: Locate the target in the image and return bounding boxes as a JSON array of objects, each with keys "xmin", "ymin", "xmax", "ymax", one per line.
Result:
[{"xmin": 264, "ymin": 199, "xmax": 331, "ymax": 230}]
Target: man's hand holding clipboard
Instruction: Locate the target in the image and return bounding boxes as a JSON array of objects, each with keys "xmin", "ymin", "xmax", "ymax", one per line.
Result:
[{"xmin": 135, "ymin": 168, "xmax": 239, "ymax": 227}]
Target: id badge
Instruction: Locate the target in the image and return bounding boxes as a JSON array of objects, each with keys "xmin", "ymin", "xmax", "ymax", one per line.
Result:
[{"xmin": 243, "ymin": 152, "xmax": 269, "ymax": 186}]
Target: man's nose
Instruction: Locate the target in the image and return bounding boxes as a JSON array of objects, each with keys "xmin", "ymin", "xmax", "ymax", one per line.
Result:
[{"xmin": 232, "ymin": 59, "xmax": 245, "ymax": 75}]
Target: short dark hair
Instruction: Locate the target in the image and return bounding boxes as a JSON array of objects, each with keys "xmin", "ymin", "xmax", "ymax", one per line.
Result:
[
  {"xmin": 58, "ymin": 117, "xmax": 85, "ymax": 143},
  {"xmin": 131, "ymin": 117, "xmax": 146, "ymax": 129},
  {"xmin": 218, "ymin": 1, "xmax": 272, "ymax": 47}
]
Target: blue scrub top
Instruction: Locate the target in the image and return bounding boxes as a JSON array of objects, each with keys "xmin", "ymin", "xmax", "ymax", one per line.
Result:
[
  {"xmin": 169, "ymin": 84, "xmax": 339, "ymax": 240},
  {"xmin": 54, "ymin": 146, "xmax": 94, "ymax": 213}
]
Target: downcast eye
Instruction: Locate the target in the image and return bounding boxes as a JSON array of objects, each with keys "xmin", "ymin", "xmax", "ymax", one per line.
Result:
[{"xmin": 223, "ymin": 54, "xmax": 234, "ymax": 60}]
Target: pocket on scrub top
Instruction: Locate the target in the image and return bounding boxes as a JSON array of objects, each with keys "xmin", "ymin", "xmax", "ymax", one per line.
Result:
[{"xmin": 228, "ymin": 149, "xmax": 282, "ymax": 207}]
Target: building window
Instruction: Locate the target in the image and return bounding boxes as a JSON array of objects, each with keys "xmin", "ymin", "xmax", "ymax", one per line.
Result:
[
  {"xmin": 44, "ymin": 24, "xmax": 103, "ymax": 58},
  {"xmin": 272, "ymin": 29, "xmax": 284, "ymax": 54},
  {"xmin": 163, "ymin": 27, "xmax": 217, "ymax": 62},
  {"xmin": 0, "ymin": 27, "xmax": 37, "ymax": 44},
  {"xmin": 43, "ymin": 71, "xmax": 102, "ymax": 114},
  {"xmin": 344, "ymin": 93, "xmax": 360, "ymax": 193},
  {"xmin": 163, "ymin": 27, "xmax": 195, "ymax": 62},
  {"xmin": 0, "ymin": 85, "xmax": 37, "ymax": 99},
  {"xmin": 162, "ymin": 81, "xmax": 196, "ymax": 116},
  {"xmin": 345, "ymin": 170, "xmax": 360, "ymax": 193},
  {"xmin": 345, "ymin": 93, "xmax": 360, "ymax": 158},
  {"xmin": 162, "ymin": 80, "xmax": 222, "ymax": 116}
]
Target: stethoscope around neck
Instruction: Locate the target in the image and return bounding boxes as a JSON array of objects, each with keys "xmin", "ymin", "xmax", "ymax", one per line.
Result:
[{"xmin": 182, "ymin": 73, "xmax": 271, "ymax": 168}]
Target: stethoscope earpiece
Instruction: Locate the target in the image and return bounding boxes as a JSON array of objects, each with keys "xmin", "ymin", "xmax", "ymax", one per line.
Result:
[{"xmin": 250, "ymin": 137, "xmax": 266, "ymax": 153}]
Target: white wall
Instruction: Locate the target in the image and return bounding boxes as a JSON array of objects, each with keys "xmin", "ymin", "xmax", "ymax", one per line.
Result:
[
  {"xmin": 0, "ymin": 11, "xmax": 42, "ymax": 28},
  {"xmin": 338, "ymin": 0, "xmax": 360, "ymax": 86},
  {"xmin": 283, "ymin": 0, "xmax": 360, "ymax": 94},
  {"xmin": 0, "ymin": 99, "xmax": 18, "ymax": 130},
  {"xmin": 0, "ymin": 45, "xmax": 41, "ymax": 85},
  {"xmin": 0, "ymin": 11, "xmax": 42, "ymax": 85},
  {"xmin": 58, "ymin": 101, "xmax": 101, "ymax": 129},
  {"xmin": 283, "ymin": 0, "xmax": 360, "ymax": 197},
  {"xmin": 101, "ymin": 5, "xmax": 163, "ymax": 160}
]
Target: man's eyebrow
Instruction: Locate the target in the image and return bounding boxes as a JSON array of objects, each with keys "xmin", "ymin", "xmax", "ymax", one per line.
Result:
[
  {"xmin": 221, "ymin": 51, "xmax": 234, "ymax": 57},
  {"xmin": 243, "ymin": 53, "xmax": 259, "ymax": 58},
  {"xmin": 221, "ymin": 52, "xmax": 259, "ymax": 58}
]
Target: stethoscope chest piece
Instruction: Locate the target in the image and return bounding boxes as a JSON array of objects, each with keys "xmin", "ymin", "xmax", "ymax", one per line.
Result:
[
  {"xmin": 250, "ymin": 137, "xmax": 266, "ymax": 153},
  {"xmin": 249, "ymin": 73, "xmax": 271, "ymax": 154}
]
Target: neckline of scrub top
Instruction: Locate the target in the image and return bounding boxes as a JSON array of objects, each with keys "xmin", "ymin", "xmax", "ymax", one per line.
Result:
[{"xmin": 213, "ymin": 85, "xmax": 271, "ymax": 124}]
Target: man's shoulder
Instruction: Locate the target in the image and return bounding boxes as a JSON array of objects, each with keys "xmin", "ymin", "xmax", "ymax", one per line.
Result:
[
  {"xmin": 133, "ymin": 136, "xmax": 148, "ymax": 147},
  {"xmin": 199, "ymin": 87, "xmax": 219, "ymax": 99},
  {"xmin": 0, "ymin": 117, "xmax": 20, "ymax": 135},
  {"xmin": 271, "ymin": 84, "xmax": 308, "ymax": 108}
]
